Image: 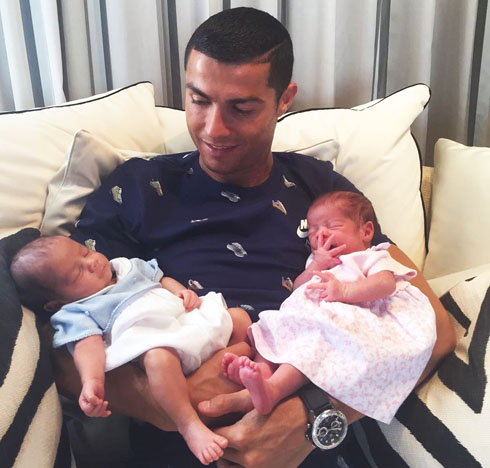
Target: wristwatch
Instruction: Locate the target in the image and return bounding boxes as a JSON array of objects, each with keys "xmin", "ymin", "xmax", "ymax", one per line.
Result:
[{"xmin": 298, "ymin": 383, "xmax": 348, "ymax": 450}]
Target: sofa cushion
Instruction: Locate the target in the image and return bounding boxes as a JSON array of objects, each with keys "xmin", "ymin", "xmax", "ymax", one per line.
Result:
[
  {"xmin": 0, "ymin": 82, "xmax": 165, "ymax": 239},
  {"xmin": 0, "ymin": 228, "xmax": 70, "ymax": 467},
  {"xmin": 273, "ymin": 84, "xmax": 429, "ymax": 269},
  {"xmin": 350, "ymin": 267, "xmax": 490, "ymax": 467},
  {"xmin": 423, "ymin": 138, "xmax": 490, "ymax": 279}
]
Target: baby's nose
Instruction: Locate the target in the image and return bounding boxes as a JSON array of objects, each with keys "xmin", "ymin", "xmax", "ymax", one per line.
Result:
[
  {"xmin": 87, "ymin": 257, "xmax": 98, "ymax": 272},
  {"xmin": 317, "ymin": 228, "xmax": 330, "ymax": 244}
]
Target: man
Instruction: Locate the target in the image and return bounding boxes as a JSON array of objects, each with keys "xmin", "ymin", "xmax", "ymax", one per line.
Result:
[{"xmin": 54, "ymin": 7, "xmax": 455, "ymax": 467}]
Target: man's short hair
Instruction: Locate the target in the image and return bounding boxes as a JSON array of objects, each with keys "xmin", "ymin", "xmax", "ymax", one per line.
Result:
[{"xmin": 184, "ymin": 7, "xmax": 294, "ymax": 100}]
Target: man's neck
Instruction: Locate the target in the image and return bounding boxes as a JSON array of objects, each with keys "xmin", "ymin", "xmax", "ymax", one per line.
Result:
[{"xmin": 198, "ymin": 154, "xmax": 274, "ymax": 187}]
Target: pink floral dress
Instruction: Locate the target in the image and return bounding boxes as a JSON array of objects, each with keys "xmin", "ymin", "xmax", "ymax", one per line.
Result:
[{"xmin": 248, "ymin": 243, "xmax": 436, "ymax": 423}]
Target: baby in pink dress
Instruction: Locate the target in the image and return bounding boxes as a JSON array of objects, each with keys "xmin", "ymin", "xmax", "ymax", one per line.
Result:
[{"xmin": 222, "ymin": 191, "xmax": 436, "ymax": 423}]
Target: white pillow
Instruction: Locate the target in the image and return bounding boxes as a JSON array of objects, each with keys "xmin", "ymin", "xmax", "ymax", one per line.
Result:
[
  {"xmin": 40, "ymin": 130, "xmax": 159, "ymax": 237},
  {"xmin": 273, "ymin": 84, "xmax": 429, "ymax": 269},
  {"xmin": 0, "ymin": 82, "xmax": 165, "ymax": 239},
  {"xmin": 423, "ymin": 138, "xmax": 490, "ymax": 279},
  {"xmin": 40, "ymin": 130, "xmax": 339, "ymax": 236}
]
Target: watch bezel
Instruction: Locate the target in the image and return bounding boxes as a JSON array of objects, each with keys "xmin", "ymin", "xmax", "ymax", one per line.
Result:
[{"xmin": 311, "ymin": 408, "xmax": 348, "ymax": 450}]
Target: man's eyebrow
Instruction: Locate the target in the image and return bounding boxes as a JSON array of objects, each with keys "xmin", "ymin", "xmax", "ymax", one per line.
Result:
[
  {"xmin": 229, "ymin": 96, "xmax": 264, "ymax": 105},
  {"xmin": 186, "ymin": 84, "xmax": 208, "ymax": 99},
  {"xmin": 186, "ymin": 83, "xmax": 264, "ymax": 105}
]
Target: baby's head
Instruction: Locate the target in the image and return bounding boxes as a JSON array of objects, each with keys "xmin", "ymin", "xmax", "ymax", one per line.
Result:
[
  {"xmin": 307, "ymin": 191, "xmax": 378, "ymax": 255},
  {"xmin": 10, "ymin": 236, "xmax": 114, "ymax": 315}
]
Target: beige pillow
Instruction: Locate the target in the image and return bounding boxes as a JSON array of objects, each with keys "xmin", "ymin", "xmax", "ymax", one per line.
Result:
[
  {"xmin": 423, "ymin": 138, "xmax": 490, "ymax": 279},
  {"xmin": 0, "ymin": 82, "xmax": 165, "ymax": 239},
  {"xmin": 40, "ymin": 130, "xmax": 159, "ymax": 237}
]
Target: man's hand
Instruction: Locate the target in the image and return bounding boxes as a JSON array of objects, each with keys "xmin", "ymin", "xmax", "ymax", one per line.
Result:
[
  {"xmin": 178, "ymin": 289, "xmax": 202, "ymax": 311},
  {"xmin": 199, "ymin": 393, "xmax": 313, "ymax": 468}
]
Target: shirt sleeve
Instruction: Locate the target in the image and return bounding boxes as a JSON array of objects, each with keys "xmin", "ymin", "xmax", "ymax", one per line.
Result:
[
  {"xmin": 50, "ymin": 306, "xmax": 103, "ymax": 350},
  {"xmin": 134, "ymin": 257, "xmax": 164, "ymax": 283}
]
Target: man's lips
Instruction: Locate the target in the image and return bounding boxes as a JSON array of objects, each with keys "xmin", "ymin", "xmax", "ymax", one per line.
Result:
[{"xmin": 202, "ymin": 140, "xmax": 239, "ymax": 152}]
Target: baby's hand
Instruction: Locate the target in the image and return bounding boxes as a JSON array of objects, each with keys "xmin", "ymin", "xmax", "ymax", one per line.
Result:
[
  {"xmin": 312, "ymin": 233, "xmax": 345, "ymax": 270},
  {"xmin": 79, "ymin": 379, "xmax": 111, "ymax": 418},
  {"xmin": 178, "ymin": 289, "xmax": 202, "ymax": 311},
  {"xmin": 305, "ymin": 271, "xmax": 347, "ymax": 303}
]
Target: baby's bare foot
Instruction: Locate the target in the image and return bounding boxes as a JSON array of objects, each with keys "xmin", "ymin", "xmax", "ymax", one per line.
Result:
[
  {"xmin": 239, "ymin": 359, "xmax": 275, "ymax": 414},
  {"xmin": 180, "ymin": 421, "xmax": 228, "ymax": 465},
  {"xmin": 222, "ymin": 352, "xmax": 245, "ymax": 385}
]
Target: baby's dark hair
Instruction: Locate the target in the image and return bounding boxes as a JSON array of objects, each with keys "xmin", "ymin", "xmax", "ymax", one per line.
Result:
[
  {"xmin": 184, "ymin": 7, "xmax": 293, "ymax": 101},
  {"xmin": 10, "ymin": 236, "xmax": 62, "ymax": 314},
  {"xmin": 309, "ymin": 191, "xmax": 379, "ymax": 227}
]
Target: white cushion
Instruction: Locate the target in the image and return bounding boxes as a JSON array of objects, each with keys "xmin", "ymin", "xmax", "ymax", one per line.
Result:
[
  {"xmin": 428, "ymin": 263, "xmax": 490, "ymax": 298},
  {"xmin": 0, "ymin": 82, "xmax": 165, "ymax": 239},
  {"xmin": 423, "ymin": 138, "xmax": 490, "ymax": 279},
  {"xmin": 40, "ymin": 130, "xmax": 159, "ymax": 237},
  {"xmin": 273, "ymin": 84, "xmax": 429, "ymax": 269}
]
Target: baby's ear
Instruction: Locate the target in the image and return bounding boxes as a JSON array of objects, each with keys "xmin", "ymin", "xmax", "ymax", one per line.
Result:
[
  {"xmin": 43, "ymin": 300, "xmax": 63, "ymax": 314},
  {"xmin": 362, "ymin": 221, "xmax": 375, "ymax": 243}
]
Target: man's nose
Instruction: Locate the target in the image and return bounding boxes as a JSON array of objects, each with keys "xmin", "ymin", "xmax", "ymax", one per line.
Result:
[{"xmin": 205, "ymin": 105, "xmax": 231, "ymax": 138}]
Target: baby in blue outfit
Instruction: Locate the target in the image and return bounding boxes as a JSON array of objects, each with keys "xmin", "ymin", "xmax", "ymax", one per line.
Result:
[{"xmin": 11, "ymin": 235, "xmax": 250, "ymax": 465}]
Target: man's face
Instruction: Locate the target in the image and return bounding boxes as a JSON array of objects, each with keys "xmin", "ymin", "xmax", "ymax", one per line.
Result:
[{"xmin": 185, "ymin": 50, "xmax": 296, "ymax": 187}]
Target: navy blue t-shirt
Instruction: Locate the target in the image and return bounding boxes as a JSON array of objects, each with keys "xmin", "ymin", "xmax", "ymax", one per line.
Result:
[{"xmin": 72, "ymin": 151, "xmax": 388, "ymax": 322}]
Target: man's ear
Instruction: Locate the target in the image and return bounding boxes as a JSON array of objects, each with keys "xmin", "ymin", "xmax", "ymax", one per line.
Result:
[
  {"xmin": 277, "ymin": 82, "xmax": 298, "ymax": 116},
  {"xmin": 44, "ymin": 299, "xmax": 64, "ymax": 314}
]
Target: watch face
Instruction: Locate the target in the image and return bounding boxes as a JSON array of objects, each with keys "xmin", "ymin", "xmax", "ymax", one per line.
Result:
[{"xmin": 312, "ymin": 409, "xmax": 348, "ymax": 450}]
